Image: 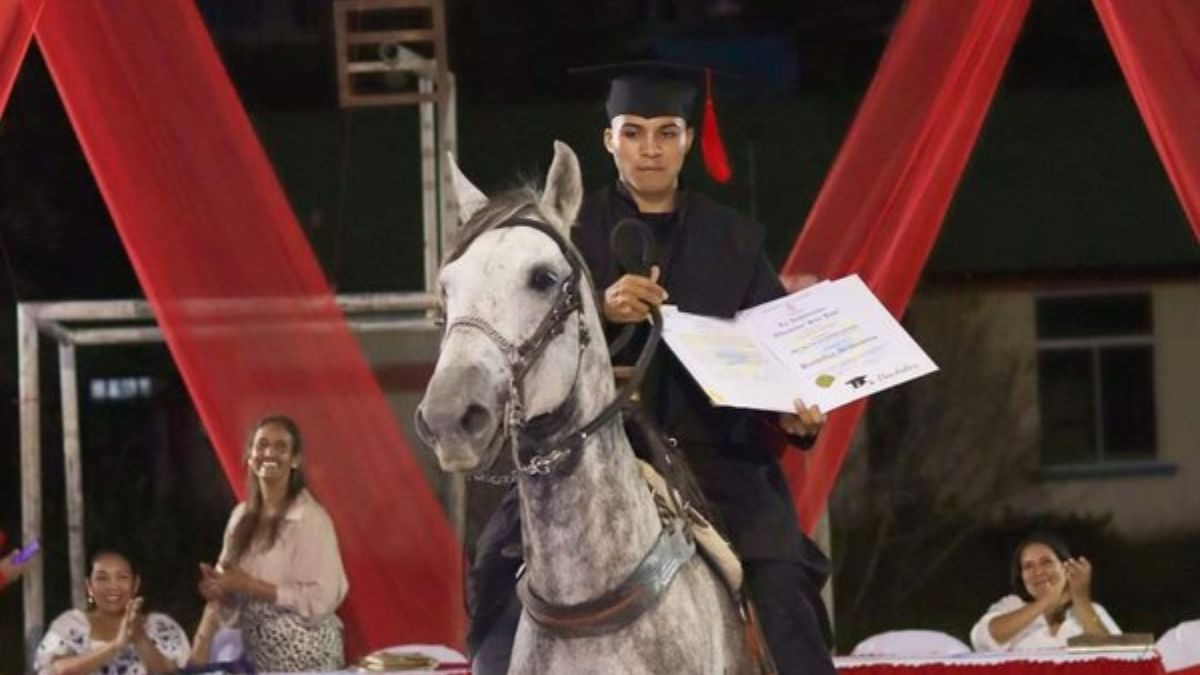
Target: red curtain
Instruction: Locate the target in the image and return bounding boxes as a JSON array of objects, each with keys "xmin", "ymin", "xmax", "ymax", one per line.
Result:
[
  {"xmin": 33, "ymin": 0, "xmax": 462, "ymax": 655},
  {"xmin": 1093, "ymin": 0, "xmax": 1200, "ymax": 242},
  {"xmin": 0, "ymin": 0, "xmax": 42, "ymax": 111},
  {"xmin": 780, "ymin": 0, "xmax": 1030, "ymax": 533}
]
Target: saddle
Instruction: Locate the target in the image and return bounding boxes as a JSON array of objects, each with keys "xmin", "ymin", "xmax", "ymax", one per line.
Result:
[
  {"xmin": 636, "ymin": 460, "xmax": 778, "ymax": 675},
  {"xmin": 635, "ymin": 459, "xmax": 743, "ymax": 595}
]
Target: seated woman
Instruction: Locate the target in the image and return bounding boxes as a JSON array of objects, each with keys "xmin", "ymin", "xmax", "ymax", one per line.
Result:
[
  {"xmin": 191, "ymin": 414, "xmax": 348, "ymax": 671},
  {"xmin": 971, "ymin": 532, "xmax": 1120, "ymax": 651},
  {"xmin": 34, "ymin": 548, "xmax": 190, "ymax": 675}
]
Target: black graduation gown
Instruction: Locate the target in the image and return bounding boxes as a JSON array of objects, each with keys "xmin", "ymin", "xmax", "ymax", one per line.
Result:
[{"xmin": 571, "ymin": 183, "xmax": 828, "ymax": 569}]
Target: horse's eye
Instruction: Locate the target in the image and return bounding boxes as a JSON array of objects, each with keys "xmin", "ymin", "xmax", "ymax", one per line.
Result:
[{"xmin": 528, "ymin": 266, "xmax": 559, "ymax": 292}]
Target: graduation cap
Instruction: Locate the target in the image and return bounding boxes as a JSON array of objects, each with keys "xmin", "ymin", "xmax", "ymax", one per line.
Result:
[{"xmin": 571, "ymin": 61, "xmax": 733, "ymax": 184}]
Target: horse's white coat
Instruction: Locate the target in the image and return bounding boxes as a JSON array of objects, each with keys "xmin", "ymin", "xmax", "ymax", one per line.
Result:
[{"xmin": 419, "ymin": 142, "xmax": 753, "ymax": 675}]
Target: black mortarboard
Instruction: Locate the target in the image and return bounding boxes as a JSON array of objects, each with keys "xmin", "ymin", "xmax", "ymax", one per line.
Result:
[
  {"xmin": 571, "ymin": 61, "xmax": 708, "ymax": 121},
  {"xmin": 571, "ymin": 61, "xmax": 733, "ymax": 183}
]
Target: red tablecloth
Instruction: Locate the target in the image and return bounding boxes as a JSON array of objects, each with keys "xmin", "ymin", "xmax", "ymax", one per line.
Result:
[{"xmin": 836, "ymin": 651, "xmax": 1166, "ymax": 675}]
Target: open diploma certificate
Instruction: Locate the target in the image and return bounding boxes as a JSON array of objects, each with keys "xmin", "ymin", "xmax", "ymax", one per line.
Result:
[{"xmin": 660, "ymin": 275, "xmax": 938, "ymax": 413}]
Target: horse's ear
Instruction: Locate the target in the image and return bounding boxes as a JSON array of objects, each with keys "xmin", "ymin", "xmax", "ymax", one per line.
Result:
[
  {"xmin": 448, "ymin": 151, "xmax": 488, "ymax": 224},
  {"xmin": 539, "ymin": 140, "xmax": 583, "ymax": 234}
]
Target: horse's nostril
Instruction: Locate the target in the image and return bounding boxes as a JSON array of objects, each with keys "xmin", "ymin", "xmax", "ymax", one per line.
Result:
[
  {"xmin": 460, "ymin": 404, "xmax": 491, "ymax": 435},
  {"xmin": 414, "ymin": 407, "xmax": 436, "ymax": 446}
]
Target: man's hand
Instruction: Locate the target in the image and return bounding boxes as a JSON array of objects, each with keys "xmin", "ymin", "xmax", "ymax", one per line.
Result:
[
  {"xmin": 603, "ymin": 266, "xmax": 668, "ymax": 324},
  {"xmin": 780, "ymin": 399, "xmax": 825, "ymax": 439}
]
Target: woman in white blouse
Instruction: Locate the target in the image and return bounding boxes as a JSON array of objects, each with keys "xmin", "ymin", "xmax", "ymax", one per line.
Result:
[
  {"xmin": 35, "ymin": 548, "xmax": 190, "ymax": 675},
  {"xmin": 191, "ymin": 415, "xmax": 349, "ymax": 671},
  {"xmin": 971, "ymin": 532, "xmax": 1120, "ymax": 651}
]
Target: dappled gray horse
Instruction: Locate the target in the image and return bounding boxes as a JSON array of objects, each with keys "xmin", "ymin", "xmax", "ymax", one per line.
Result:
[{"xmin": 415, "ymin": 142, "xmax": 754, "ymax": 674}]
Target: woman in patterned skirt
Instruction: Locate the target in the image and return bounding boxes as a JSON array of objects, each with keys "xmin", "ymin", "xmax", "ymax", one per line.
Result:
[
  {"xmin": 191, "ymin": 414, "xmax": 349, "ymax": 671},
  {"xmin": 35, "ymin": 548, "xmax": 190, "ymax": 675}
]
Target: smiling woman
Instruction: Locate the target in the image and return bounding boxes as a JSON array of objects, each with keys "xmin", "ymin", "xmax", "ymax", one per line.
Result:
[
  {"xmin": 970, "ymin": 532, "xmax": 1121, "ymax": 652},
  {"xmin": 190, "ymin": 415, "xmax": 349, "ymax": 671},
  {"xmin": 33, "ymin": 549, "xmax": 190, "ymax": 675}
]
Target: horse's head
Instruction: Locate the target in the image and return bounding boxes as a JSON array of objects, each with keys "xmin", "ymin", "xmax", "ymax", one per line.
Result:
[{"xmin": 416, "ymin": 141, "xmax": 604, "ymax": 473}]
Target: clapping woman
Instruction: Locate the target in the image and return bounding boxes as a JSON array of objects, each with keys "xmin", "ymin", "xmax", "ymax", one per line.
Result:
[
  {"xmin": 191, "ymin": 415, "xmax": 348, "ymax": 671},
  {"xmin": 971, "ymin": 532, "xmax": 1120, "ymax": 651},
  {"xmin": 34, "ymin": 548, "xmax": 189, "ymax": 675}
]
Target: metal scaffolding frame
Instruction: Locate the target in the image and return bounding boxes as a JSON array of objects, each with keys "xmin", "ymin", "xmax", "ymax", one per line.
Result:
[
  {"xmin": 15, "ymin": 293, "xmax": 448, "ymax": 659},
  {"xmin": 333, "ymin": 0, "xmax": 459, "ymax": 293}
]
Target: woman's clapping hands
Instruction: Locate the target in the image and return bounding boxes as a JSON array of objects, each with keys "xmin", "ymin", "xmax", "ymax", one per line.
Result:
[
  {"xmin": 116, "ymin": 597, "xmax": 145, "ymax": 646},
  {"xmin": 1063, "ymin": 556, "xmax": 1094, "ymax": 602}
]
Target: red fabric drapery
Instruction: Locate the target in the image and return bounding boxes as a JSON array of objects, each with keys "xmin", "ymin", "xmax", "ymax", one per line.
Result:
[
  {"xmin": 781, "ymin": 0, "xmax": 1030, "ymax": 533},
  {"xmin": 0, "ymin": 0, "xmax": 42, "ymax": 111},
  {"xmin": 1093, "ymin": 0, "xmax": 1200, "ymax": 242},
  {"xmin": 31, "ymin": 0, "xmax": 462, "ymax": 655}
]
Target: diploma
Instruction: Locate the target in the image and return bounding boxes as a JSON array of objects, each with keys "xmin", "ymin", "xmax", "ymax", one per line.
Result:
[{"xmin": 660, "ymin": 275, "xmax": 938, "ymax": 413}]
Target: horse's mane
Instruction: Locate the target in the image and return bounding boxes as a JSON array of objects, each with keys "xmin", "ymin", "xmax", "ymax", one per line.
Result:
[
  {"xmin": 445, "ymin": 183, "xmax": 543, "ymax": 264},
  {"xmin": 443, "ymin": 182, "xmax": 599, "ymax": 302}
]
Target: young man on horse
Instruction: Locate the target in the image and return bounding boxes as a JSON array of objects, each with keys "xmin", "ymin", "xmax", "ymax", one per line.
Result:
[
  {"xmin": 568, "ymin": 62, "xmax": 837, "ymax": 675},
  {"xmin": 464, "ymin": 62, "xmax": 838, "ymax": 675}
]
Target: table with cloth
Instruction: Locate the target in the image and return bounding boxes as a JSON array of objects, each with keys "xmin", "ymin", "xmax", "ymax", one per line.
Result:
[{"xmin": 836, "ymin": 650, "xmax": 1165, "ymax": 675}]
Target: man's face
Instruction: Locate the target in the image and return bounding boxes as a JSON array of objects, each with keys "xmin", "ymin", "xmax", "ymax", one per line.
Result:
[{"xmin": 604, "ymin": 114, "xmax": 694, "ymax": 200}]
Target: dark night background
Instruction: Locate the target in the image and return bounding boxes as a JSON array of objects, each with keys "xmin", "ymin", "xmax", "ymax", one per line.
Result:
[{"xmin": 2, "ymin": 0, "xmax": 1198, "ymax": 670}]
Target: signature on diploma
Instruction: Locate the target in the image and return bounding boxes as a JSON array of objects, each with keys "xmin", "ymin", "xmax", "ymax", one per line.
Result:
[{"xmin": 875, "ymin": 363, "xmax": 919, "ymax": 383}]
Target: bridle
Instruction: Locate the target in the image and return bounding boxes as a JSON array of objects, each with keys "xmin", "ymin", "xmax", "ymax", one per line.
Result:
[{"xmin": 422, "ymin": 215, "xmax": 659, "ymax": 485}]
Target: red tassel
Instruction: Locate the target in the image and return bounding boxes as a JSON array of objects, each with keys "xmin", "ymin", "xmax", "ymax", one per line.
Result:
[{"xmin": 700, "ymin": 69, "xmax": 732, "ymax": 184}]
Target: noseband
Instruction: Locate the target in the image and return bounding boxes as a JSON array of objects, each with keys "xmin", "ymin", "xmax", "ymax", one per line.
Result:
[{"xmin": 433, "ymin": 216, "xmax": 659, "ymax": 484}]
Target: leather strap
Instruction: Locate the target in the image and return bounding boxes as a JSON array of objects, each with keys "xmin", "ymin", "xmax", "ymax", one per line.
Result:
[{"xmin": 516, "ymin": 521, "xmax": 696, "ymax": 638}]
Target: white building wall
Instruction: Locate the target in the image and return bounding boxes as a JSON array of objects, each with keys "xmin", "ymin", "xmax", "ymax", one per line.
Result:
[{"xmin": 909, "ymin": 280, "xmax": 1200, "ymax": 538}]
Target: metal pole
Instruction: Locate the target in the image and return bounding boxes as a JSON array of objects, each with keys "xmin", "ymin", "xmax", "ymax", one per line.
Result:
[
  {"xmin": 439, "ymin": 72, "xmax": 459, "ymax": 258},
  {"xmin": 18, "ymin": 304, "xmax": 44, "ymax": 663},
  {"xmin": 59, "ymin": 341, "xmax": 87, "ymax": 609},
  {"xmin": 437, "ymin": 74, "xmax": 462, "ymax": 534},
  {"xmin": 420, "ymin": 76, "xmax": 439, "ymax": 293},
  {"xmin": 32, "ymin": 293, "xmax": 439, "ymax": 322},
  {"xmin": 448, "ymin": 474, "xmax": 466, "ymax": 538}
]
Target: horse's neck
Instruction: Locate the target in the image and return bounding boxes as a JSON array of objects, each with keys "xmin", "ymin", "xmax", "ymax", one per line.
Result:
[{"xmin": 517, "ymin": 362, "xmax": 661, "ymax": 605}]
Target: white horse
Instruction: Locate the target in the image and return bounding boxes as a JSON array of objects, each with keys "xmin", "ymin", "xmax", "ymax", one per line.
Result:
[{"xmin": 415, "ymin": 141, "xmax": 757, "ymax": 674}]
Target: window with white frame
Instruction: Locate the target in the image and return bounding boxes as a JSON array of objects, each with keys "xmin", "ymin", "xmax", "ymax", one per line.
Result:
[{"xmin": 1035, "ymin": 292, "xmax": 1156, "ymax": 467}]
